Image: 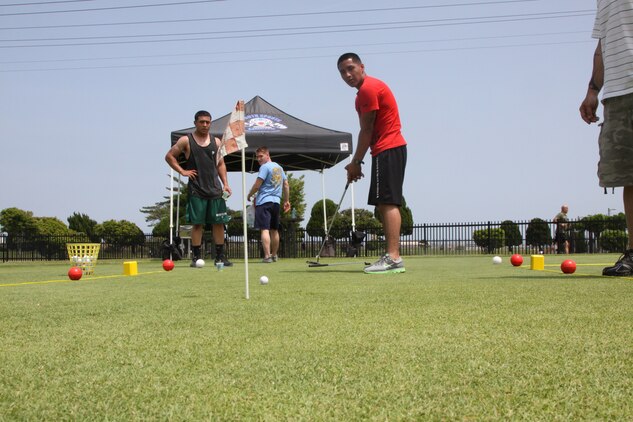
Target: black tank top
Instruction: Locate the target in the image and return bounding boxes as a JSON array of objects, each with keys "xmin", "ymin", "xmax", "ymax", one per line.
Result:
[{"xmin": 186, "ymin": 133, "xmax": 222, "ymax": 199}]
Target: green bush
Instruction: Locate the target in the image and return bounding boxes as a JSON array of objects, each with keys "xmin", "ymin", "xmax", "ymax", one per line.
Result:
[
  {"xmin": 34, "ymin": 217, "xmax": 71, "ymax": 258},
  {"xmin": 500, "ymin": 220, "xmax": 522, "ymax": 251},
  {"xmin": 306, "ymin": 199, "xmax": 337, "ymax": 238},
  {"xmin": 598, "ymin": 229, "xmax": 628, "ymax": 253},
  {"xmin": 572, "ymin": 230, "xmax": 587, "ymax": 253},
  {"xmin": 526, "ymin": 218, "xmax": 552, "ymax": 249},
  {"xmin": 472, "ymin": 228, "xmax": 505, "ymax": 252},
  {"xmin": 96, "ymin": 220, "xmax": 145, "ymax": 248}
]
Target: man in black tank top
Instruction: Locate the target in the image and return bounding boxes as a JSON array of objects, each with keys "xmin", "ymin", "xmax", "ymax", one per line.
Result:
[{"xmin": 165, "ymin": 110, "xmax": 233, "ymax": 267}]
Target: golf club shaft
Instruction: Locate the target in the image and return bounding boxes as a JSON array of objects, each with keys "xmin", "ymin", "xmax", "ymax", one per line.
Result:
[{"xmin": 316, "ymin": 182, "xmax": 350, "ymax": 260}]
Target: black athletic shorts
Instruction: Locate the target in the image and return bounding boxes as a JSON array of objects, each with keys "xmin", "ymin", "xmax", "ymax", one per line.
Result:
[
  {"xmin": 368, "ymin": 145, "xmax": 407, "ymax": 206},
  {"xmin": 254, "ymin": 202, "xmax": 281, "ymax": 230}
]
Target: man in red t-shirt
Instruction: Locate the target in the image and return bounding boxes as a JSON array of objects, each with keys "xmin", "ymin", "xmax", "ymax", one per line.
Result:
[{"xmin": 337, "ymin": 52, "xmax": 407, "ymax": 274}]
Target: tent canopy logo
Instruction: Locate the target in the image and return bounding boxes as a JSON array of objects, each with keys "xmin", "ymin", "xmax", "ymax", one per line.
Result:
[{"xmin": 245, "ymin": 114, "xmax": 288, "ymax": 132}]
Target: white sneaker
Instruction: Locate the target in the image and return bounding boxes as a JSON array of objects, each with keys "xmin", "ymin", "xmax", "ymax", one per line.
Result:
[{"xmin": 364, "ymin": 254, "xmax": 405, "ymax": 274}]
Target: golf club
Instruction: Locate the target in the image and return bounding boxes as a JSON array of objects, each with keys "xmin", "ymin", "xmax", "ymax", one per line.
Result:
[
  {"xmin": 306, "ymin": 182, "xmax": 371, "ymax": 268},
  {"xmin": 314, "ymin": 181, "xmax": 350, "ymax": 262},
  {"xmin": 307, "ymin": 260, "xmax": 372, "ymax": 268}
]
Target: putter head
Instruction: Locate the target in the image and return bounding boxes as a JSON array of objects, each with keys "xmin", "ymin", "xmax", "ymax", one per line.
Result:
[{"xmin": 307, "ymin": 261, "xmax": 327, "ymax": 267}]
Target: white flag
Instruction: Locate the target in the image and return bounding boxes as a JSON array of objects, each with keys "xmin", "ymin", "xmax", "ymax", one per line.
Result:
[{"xmin": 218, "ymin": 100, "xmax": 247, "ymax": 163}]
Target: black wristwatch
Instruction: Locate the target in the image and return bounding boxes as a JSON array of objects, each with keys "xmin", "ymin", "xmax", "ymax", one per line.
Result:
[{"xmin": 352, "ymin": 159, "xmax": 364, "ymax": 165}]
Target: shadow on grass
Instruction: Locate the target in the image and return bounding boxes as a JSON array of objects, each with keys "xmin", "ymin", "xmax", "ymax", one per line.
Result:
[{"xmin": 475, "ymin": 274, "xmax": 608, "ymax": 280}]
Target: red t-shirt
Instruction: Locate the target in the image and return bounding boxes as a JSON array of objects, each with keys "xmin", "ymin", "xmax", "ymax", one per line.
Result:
[{"xmin": 355, "ymin": 75, "xmax": 407, "ymax": 156}]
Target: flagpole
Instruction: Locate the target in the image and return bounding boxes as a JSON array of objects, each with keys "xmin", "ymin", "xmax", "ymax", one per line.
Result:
[
  {"xmin": 242, "ymin": 148, "xmax": 250, "ymax": 300},
  {"xmin": 219, "ymin": 99, "xmax": 248, "ymax": 299}
]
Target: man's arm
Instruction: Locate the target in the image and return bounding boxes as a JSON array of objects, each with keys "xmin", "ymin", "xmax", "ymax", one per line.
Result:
[
  {"xmin": 281, "ymin": 179, "xmax": 291, "ymax": 213},
  {"xmin": 247, "ymin": 178, "xmax": 264, "ymax": 202},
  {"xmin": 345, "ymin": 110, "xmax": 376, "ymax": 183},
  {"xmin": 165, "ymin": 136, "xmax": 197, "ymax": 179},
  {"xmin": 580, "ymin": 40, "xmax": 604, "ymax": 124},
  {"xmin": 215, "ymin": 137, "xmax": 232, "ymax": 196}
]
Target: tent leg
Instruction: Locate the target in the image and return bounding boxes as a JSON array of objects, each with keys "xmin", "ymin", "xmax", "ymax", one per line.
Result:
[{"xmin": 168, "ymin": 171, "xmax": 174, "ymax": 260}]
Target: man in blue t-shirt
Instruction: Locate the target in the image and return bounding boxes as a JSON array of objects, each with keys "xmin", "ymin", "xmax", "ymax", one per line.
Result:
[{"xmin": 247, "ymin": 146, "xmax": 291, "ymax": 263}]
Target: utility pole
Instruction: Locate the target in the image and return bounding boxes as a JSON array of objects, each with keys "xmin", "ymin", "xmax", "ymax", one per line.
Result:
[{"xmin": 608, "ymin": 208, "xmax": 616, "ymax": 216}]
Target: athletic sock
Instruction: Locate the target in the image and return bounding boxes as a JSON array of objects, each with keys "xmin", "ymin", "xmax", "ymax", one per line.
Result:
[
  {"xmin": 192, "ymin": 245, "xmax": 201, "ymax": 261},
  {"xmin": 215, "ymin": 244, "xmax": 225, "ymax": 259}
]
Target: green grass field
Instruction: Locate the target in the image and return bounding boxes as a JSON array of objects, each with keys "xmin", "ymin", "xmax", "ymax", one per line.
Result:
[{"xmin": 1, "ymin": 255, "xmax": 632, "ymax": 420}]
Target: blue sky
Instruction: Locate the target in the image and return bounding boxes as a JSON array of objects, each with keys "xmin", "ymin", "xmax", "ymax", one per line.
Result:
[{"xmin": 1, "ymin": 0, "xmax": 617, "ymax": 232}]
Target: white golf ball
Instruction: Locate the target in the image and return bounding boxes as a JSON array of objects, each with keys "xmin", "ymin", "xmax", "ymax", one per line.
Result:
[
  {"xmin": 260, "ymin": 275, "xmax": 269, "ymax": 285},
  {"xmin": 195, "ymin": 259, "xmax": 205, "ymax": 268},
  {"xmin": 492, "ymin": 256, "xmax": 502, "ymax": 265}
]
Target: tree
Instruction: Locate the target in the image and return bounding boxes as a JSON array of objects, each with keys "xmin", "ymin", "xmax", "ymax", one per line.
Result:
[
  {"xmin": 0, "ymin": 207, "xmax": 37, "ymax": 237},
  {"xmin": 95, "ymin": 220, "xmax": 145, "ymax": 248},
  {"xmin": 285, "ymin": 172, "xmax": 306, "ymax": 223},
  {"xmin": 34, "ymin": 217, "xmax": 71, "ymax": 257},
  {"xmin": 580, "ymin": 213, "xmax": 609, "ymax": 253},
  {"xmin": 525, "ymin": 218, "xmax": 552, "ymax": 250},
  {"xmin": 372, "ymin": 196, "xmax": 414, "ymax": 235},
  {"xmin": 140, "ymin": 177, "xmax": 187, "ymax": 235},
  {"xmin": 35, "ymin": 217, "xmax": 69, "ymax": 236},
  {"xmin": 472, "ymin": 227, "xmax": 505, "ymax": 253},
  {"xmin": 581, "ymin": 214, "xmax": 608, "ymax": 237},
  {"xmin": 339, "ymin": 208, "xmax": 382, "ymax": 230},
  {"xmin": 67, "ymin": 212, "xmax": 98, "ymax": 241},
  {"xmin": 607, "ymin": 212, "xmax": 627, "ymax": 231},
  {"xmin": 599, "ymin": 229, "xmax": 628, "ymax": 253},
  {"xmin": 330, "ymin": 208, "xmax": 382, "ymax": 239},
  {"xmin": 500, "ymin": 220, "xmax": 522, "ymax": 252},
  {"xmin": 400, "ymin": 197, "xmax": 414, "ymax": 235},
  {"xmin": 306, "ymin": 199, "xmax": 337, "ymax": 238}
]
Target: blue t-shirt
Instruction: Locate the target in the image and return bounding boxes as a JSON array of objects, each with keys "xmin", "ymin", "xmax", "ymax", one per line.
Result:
[{"xmin": 256, "ymin": 161, "xmax": 286, "ymax": 206}]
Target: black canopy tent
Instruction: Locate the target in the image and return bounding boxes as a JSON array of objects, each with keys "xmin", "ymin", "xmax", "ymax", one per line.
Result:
[
  {"xmin": 167, "ymin": 96, "xmax": 356, "ymax": 272},
  {"xmin": 170, "ymin": 95, "xmax": 353, "ymax": 172}
]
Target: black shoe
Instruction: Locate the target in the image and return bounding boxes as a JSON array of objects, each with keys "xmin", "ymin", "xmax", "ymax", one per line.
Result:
[
  {"xmin": 215, "ymin": 255, "xmax": 233, "ymax": 267},
  {"xmin": 602, "ymin": 249, "xmax": 633, "ymax": 276},
  {"xmin": 190, "ymin": 260, "xmax": 197, "ymax": 268}
]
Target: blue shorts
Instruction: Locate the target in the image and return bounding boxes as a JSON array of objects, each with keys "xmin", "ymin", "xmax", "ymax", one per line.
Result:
[{"xmin": 255, "ymin": 202, "xmax": 281, "ymax": 230}]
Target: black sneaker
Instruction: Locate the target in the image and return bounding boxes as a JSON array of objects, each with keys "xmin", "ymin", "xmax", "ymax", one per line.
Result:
[
  {"xmin": 190, "ymin": 260, "xmax": 197, "ymax": 268},
  {"xmin": 215, "ymin": 255, "xmax": 233, "ymax": 267},
  {"xmin": 602, "ymin": 249, "xmax": 633, "ymax": 276}
]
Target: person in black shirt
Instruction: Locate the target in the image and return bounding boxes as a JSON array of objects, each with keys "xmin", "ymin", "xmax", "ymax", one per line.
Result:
[{"xmin": 165, "ymin": 110, "xmax": 233, "ymax": 267}]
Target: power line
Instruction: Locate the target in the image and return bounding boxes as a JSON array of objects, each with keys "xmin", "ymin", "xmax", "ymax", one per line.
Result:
[
  {"xmin": 0, "ymin": 0, "xmax": 226, "ymax": 16},
  {"xmin": 0, "ymin": 30, "xmax": 588, "ymax": 65},
  {"xmin": 3, "ymin": 10, "xmax": 591, "ymax": 42},
  {"xmin": 0, "ymin": 11, "xmax": 594, "ymax": 48},
  {"xmin": 0, "ymin": 39, "xmax": 592, "ymax": 73},
  {"xmin": 0, "ymin": 0, "xmax": 539, "ymax": 30},
  {"xmin": 0, "ymin": 0, "xmax": 94, "ymax": 6}
]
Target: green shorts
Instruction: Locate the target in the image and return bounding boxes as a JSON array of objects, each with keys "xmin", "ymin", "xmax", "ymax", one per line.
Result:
[
  {"xmin": 186, "ymin": 196, "xmax": 231, "ymax": 225},
  {"xmin": 598, "ymin": 93, "xmax": 633, "ymax": 187}
]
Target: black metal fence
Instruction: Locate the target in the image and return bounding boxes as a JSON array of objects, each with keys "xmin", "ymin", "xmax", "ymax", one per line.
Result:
[{"xmin": 0, "ymin": 219, "xmax": 628, "ymax": 263}]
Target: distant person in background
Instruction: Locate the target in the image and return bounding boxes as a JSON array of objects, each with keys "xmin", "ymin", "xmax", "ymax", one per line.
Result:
[
  {"xmin": 553, "ymin": 204, "xmax": 570, "ymax": 254},
  {"xmin": 580, "ymin": 1, "xmax": 633, "ymax": 276},
  {"xmin": 337, "ymin": 52, "xmax": 407, "ymax": 274},
  {"xmin": 165, "ymin": 110, "xmax": 233, "ymax": 268},
  {"xmin": 247, "ymin": 146, "xmax": 291, "ymax": 263}
]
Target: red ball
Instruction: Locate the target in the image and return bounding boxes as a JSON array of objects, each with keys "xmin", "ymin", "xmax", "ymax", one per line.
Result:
[
  {"xmin": 510, "ymin": 254, "xmax": 523, "ymax": 267},
  {"xmin": 561, "ymin": 259, "xmax": 576, "ymax": 274},
  {"xmin": 68, "ymin": 266, "xmax": 83, "ymax": 280},
  {"xmin": 162, "ymin": 259, "xmax": 175, "ymax": 271}
]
